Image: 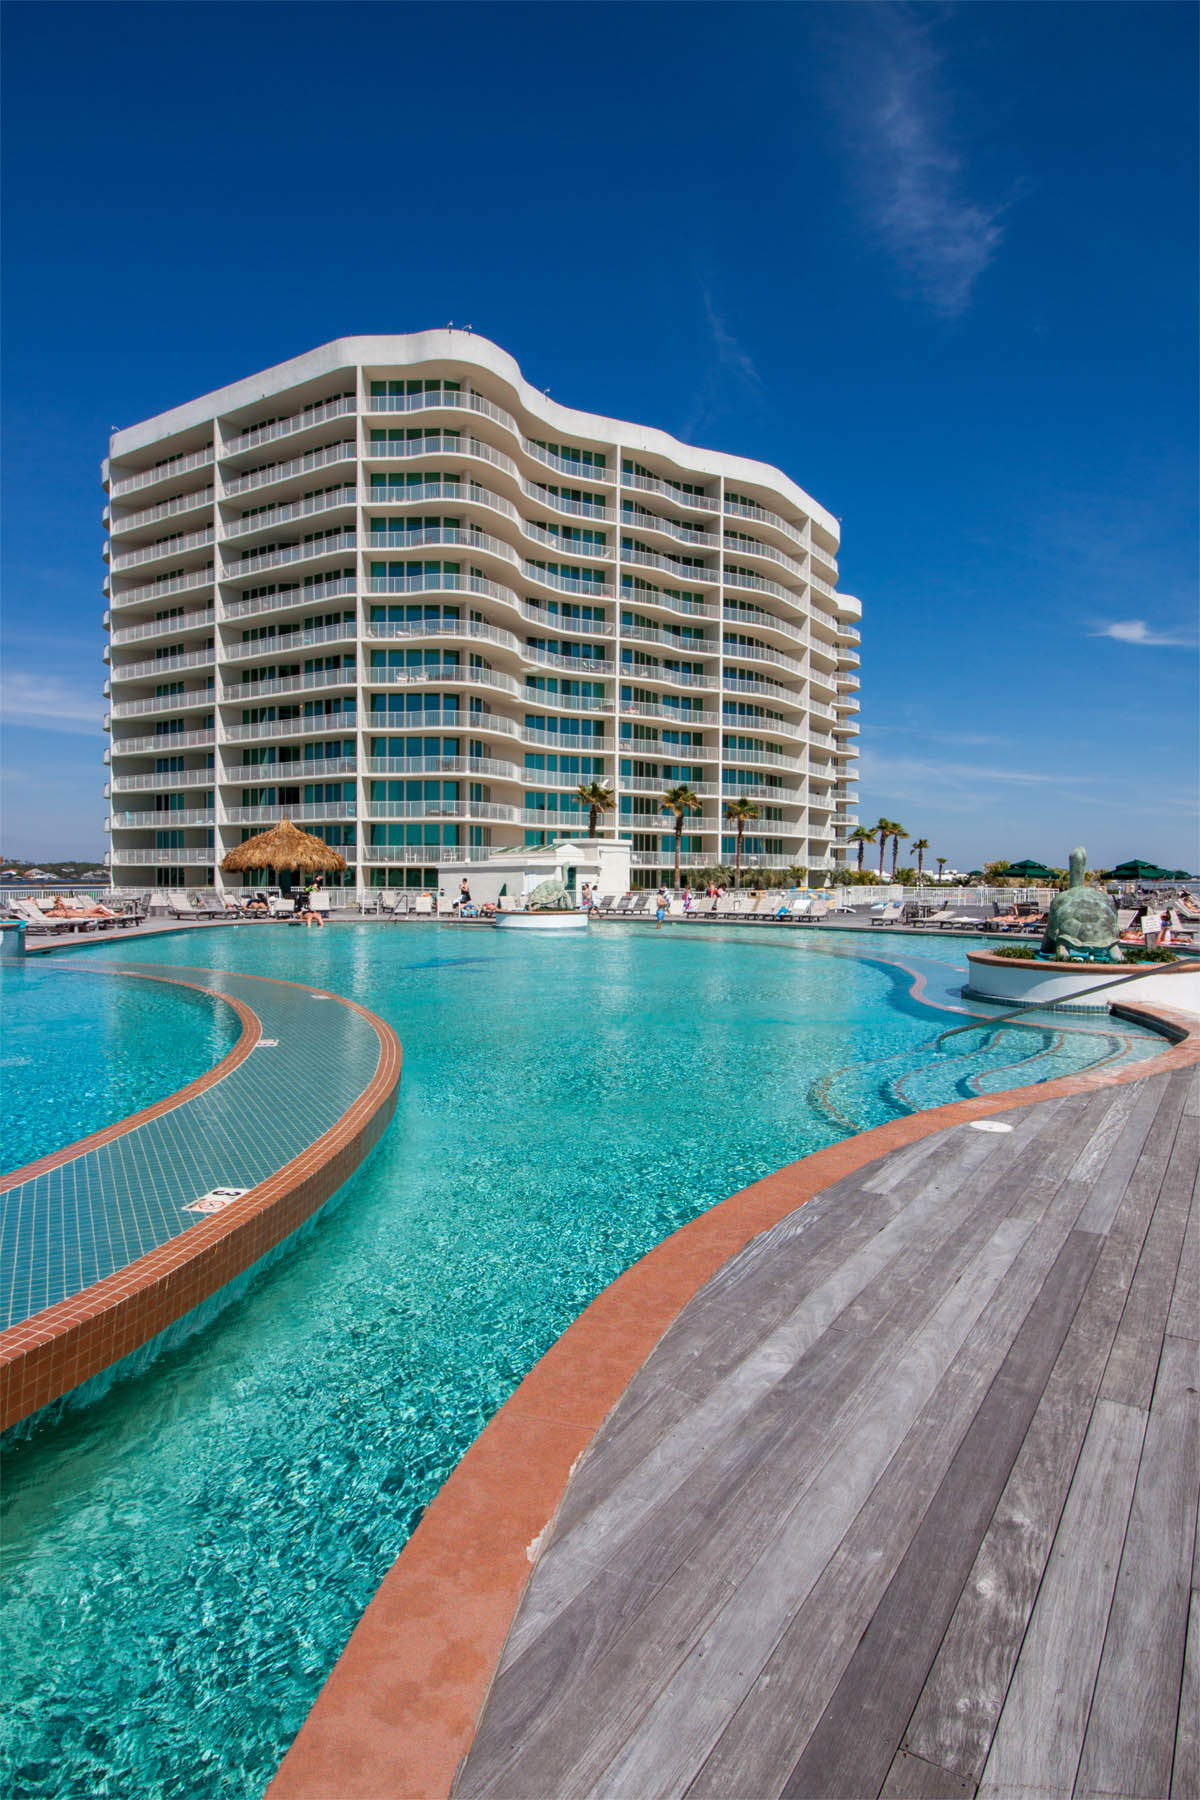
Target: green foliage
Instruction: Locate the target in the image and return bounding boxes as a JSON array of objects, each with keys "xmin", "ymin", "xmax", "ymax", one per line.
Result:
[
  {"xmin": 840, "ymin": 870, "xmax": 884, "ymax": 886},
  {"xmin": 983, "ymin": 860, "xmax": 1012, "ymax": 884},
  {"xmin": 993, "ymin": 945, "xmax": 1037, "ymax": 959},
  {"xmin": 1122, "ymin": 945, "xmax": 1180, "ymax": 963}
]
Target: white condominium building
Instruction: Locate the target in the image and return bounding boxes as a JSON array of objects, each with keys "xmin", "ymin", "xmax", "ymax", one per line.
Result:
[{"xmin": 103, "ymin": 332, "xmax": 861, "ymax": 894}]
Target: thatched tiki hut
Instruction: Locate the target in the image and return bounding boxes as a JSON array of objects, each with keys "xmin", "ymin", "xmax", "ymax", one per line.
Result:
[{"xmin": 221, "ymin": 818, "xmax": 347, "ymax": 895}]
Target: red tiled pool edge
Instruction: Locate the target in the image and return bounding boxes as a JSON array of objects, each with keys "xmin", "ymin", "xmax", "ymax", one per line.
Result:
[
  {"xmin": 267, "ymin": 998, "xmax": 1200, "ymax": 1800},
  {"xmin": 0, "ymin": 973, "xmax": 402, "ymax": 1432}
]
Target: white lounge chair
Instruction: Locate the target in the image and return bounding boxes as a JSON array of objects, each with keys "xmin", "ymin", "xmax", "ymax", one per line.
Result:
[{"xmin": 870, "ymin": 901, "xmax": 903, "ymax": 926}]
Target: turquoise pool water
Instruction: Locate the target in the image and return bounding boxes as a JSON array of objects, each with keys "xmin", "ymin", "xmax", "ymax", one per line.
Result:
[
  {"xmin": 0, "ymin": 959, "xmax": 239, "ymax": 1173},
  {"xmin": 0, "ymin": 925, "xmax": 1162, "ymax": 1799}
]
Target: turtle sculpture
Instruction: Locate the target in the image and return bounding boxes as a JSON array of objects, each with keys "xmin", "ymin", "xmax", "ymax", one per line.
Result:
[
  {"xmin": 527, "ymin": 875, "xmax": 572, "ymax": 910},
  {"xmin": 1041, "ymin": 846, "xmax": 1122, "ymax": 962}
]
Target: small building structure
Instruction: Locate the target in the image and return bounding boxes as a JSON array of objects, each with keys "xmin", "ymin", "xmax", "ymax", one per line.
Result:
[{"xmin": 437, "ymin": 838, "xmax": 630, "ymax": 911}]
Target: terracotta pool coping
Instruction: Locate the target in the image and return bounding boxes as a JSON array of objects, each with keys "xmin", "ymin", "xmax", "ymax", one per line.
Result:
[
  {"xmin": 0, "ymin": 968, "xmax": 402, "ymax": 1431},
  {"xmin": 267, "ymin": 996, "xmax": 1200, "ymax": 1800}
]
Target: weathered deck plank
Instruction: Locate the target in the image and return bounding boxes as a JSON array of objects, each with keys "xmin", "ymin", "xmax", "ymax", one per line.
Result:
[{"xmin": 453, "ymin": 1070, "xmax": 1199, "ymax": 1800}]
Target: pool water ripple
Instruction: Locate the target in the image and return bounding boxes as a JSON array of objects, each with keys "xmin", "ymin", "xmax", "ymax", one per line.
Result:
[{"xmin": 0, "ymin": 924, "xmax": 1163, "ymax": 1800}]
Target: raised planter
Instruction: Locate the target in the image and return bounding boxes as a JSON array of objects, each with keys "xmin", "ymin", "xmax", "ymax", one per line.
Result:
[
  {"xmin": 964, "ymin": 949, "xmax": 1200, "ymax": 1012},
  {"xmin": 493, "ymin": 910, "xmax": 589, "ymax": 932}
]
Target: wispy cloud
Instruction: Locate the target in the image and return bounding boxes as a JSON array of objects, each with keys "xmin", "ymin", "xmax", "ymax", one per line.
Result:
[
  {"xmin": 681, "ymin": 290, "xmax": 763, "ymax": 440},
  {"xmin": 1091, "ymin": 619, "xmax": 1198, "ymax": 649},
  {"xmin": 1, "ymin": 672, "xmax": 104, "ymax": 736},
  {"xmin": 834, "ymin": 9, "xmax": 1006, "ymax": 318}
]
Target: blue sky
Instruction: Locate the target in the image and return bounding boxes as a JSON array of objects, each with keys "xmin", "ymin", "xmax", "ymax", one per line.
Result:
[{"xmin": 2, "ymin": 0, "xmax": 1196, "ymax": 871}]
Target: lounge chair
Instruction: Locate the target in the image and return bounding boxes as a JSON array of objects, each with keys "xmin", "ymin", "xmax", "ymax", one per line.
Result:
[
  {"xmin": 9, "ymin": 899, "xmax": 81, "ymax": 935},
  {"xmin": 809, "ymin": 898, "xmax": 832, "ymax": 920},
  {"xmin": 690, "ymin": 897, "xmax": 716, "ymax": 917},
  {"xmin": 629, "ymin": 894, "xmax": 652, "ymax": 915},
  {"xmin": 413, "ymin": 894, "xmax": 434, "ymax": 915},
  {"xmin": 593, "ymin": 893, "xmax": 616, "ymax": 913},
  {"xmin": 870, "ymin": 901, "xmax": 903, "ymax": 926}
]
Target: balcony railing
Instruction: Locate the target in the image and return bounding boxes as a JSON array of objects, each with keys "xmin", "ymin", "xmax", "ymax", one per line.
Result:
[
  {"xmin": 524, "ymin": 563, "xmax": 615, "ymax": 599},
  {"xmin": 720, "ymin": 745, "xmax": 807, "ymax": 771},
  {"xmin": 225, "ymin": 803, "xmax": 356, "ymax": 824},
  {"xmin": 223, "ymin": 395, "xmax": 356, "ymax": 455},
  {"xmin": 721, "ymin": 533, "xmax": 808, "ymax": 584},
  {"xmin": 363, "ymin": 754, "xmax": 520, "ymax": 781},
  {"xmin": 110, "ymin": 727, "xmax": 215, "ymax": 753},
  {"xmin": 367, "ymin": 524, "xmax": 518, "ymax": 567},
  {"xmin": 621, "ymin": 778, "xmax": 720, "ymax": 798},
  {"xmin": 723, "ymin": 496, "xmax": 809, "ymax": 552},
  {"xmin": 623, "ymin": 700, "xmax": 719, "ymax": 726},
  {"xmin": 110, "ymin": 768, "xmax": 215, "ymax": 792},
  {"xmin": 222, "ymin": 622, "xmax": 357, "ymax": 662},
  {"xmin": 621, "ymin": 547, "xmax": 717, "ymax": 585},
  {"xmin": 223, "ymin": 576, "xmax": 357, "ymax": 619},
  {"xmin": 111, "ymin": 567, "xmax": 215, "ymax": 607},
  {"xmin": 367, "ymin": 800, "xmax": 519, "ymax": 824},
  {"xmin": 621, "ymin": 505, "xmax": 719, "ymax": 549},
  {"xmin": 361, "ymin": 844, "xmax": 501, "ymax": 865},
  {"xmin": 111, "ymin": 647, "xmax": 216, "ymax": 681},
  {"xmin": 112, "ymin": 808, "xmax": 214, "ymax": 829},
  {"xmin": 621, "ymin": 472, "xmax": 719, "ymax": 512},
  {"xmin": 112, "ymin": 847, "xmax": 214, "ymax": 866},
  {"xmin": 223, "ymin": 532, "xmax": 356, "ymax": 578},
  {"xmin": 222, "ymin": 758, "xmax": 357, "ymax": 782},
  {"xmin": 110, "ymin": 526, "xmax": 214, "ymax": 572},
  {"xmin": 621, "ymin": 663, "xmax": 717, "ymax": 690},
  {"xmin": 222, "ymin": 666, "xmax": 356, "ymax": 702},
  {"xmin": 367, "ymin": 431, "xmax": 521, "ymax": 483},
  {"xmin": 223, "ymin": 488, "xmax": 359, "ymax": 536},
  {"xmin": 523, "ymin": 481, "xmax": 613, "ymax": 522},
  {"xmin": 223, "ymin": 715, "xmax": 356, "ymax": 744},
  {"xmin": 720, "ymin": 642, "xmax": 807, "ymax": 679},
  {"xmin": 222, "ymin": 439, "xmax": 357, "ymax": 497},
  {"xmin": 109, "ymin": 446, "xmax": 214, "ymax": 499},
  {"xmin": 110, "ymin": 690, "xmax": 213, "ymax": 718},
  {"xmin": 622, "ymin": 623, "xmax": 717, "ymax": 655},
  {"xmin": 110, "ymin": 608, "xmax": 215, "ymax": 647},
  {"xmin": 109, "ymin": 487, "xmax": 213, "ymax": 535}
]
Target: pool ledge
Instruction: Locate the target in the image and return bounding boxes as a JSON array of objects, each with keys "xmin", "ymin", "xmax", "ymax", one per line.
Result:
[
  {"xmin": 268, "ymin": 995, "xmax": 1200, "ymax": 1800},
  {"xmin": 0, "ymin": 967, "xmax": 402, "ymax": 1431}
]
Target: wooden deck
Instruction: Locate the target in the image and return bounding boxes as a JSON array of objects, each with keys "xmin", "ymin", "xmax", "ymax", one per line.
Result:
[{"xmin": 455, "ymin": 1069, "xmax": 1199, "ymax": 1800}]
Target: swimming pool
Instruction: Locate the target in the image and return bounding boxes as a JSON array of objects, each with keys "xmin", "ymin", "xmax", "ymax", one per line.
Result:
[
  {"xmin": 0, "ymin": 925, "xmax": 1164, "ymax": 1799},
  {"xmin": 0, "ymin": 958, "xmax": 239, "ymax": 1173}
]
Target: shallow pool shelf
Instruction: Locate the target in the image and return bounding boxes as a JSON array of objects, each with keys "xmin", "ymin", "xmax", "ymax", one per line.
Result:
[{"xmin": 0, "ymin": 965, "xmax": 401, "ymax": 1431}]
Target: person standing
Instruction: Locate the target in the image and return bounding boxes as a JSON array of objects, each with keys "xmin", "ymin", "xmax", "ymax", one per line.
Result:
[{"xmin": 655, "ymin": 886, "xmax": 670, "ymax": 929}]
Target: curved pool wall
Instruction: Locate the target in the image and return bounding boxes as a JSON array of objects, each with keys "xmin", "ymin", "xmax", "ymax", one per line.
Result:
[
  {"xmin": 0, "ymin": 957, "xmax": 239, "ymax": 1171},
  {"xmin": 0, "ymin": 925, "xmax": 1169, "ymax": 1800}
]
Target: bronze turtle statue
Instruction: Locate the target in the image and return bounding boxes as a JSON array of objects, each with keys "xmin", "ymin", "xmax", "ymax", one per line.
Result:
[{"xmin": 1041, "ymin": 846, "xmax": 1122, "ymax": 961}]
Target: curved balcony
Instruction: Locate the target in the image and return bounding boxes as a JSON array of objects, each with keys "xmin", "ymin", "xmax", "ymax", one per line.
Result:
[
  {"xmin": 361, "ymin": 844, "xmax": 501, "ymax": 866},
  {"xmin": 223, "ymin": 716, "xmax": 356, "ymax": 747},
  {"xmin": 110, "ymin": 567, "xmax": 215, "ymax": 609},
  {"xmin": 523, "ymin": 481, "xmax": 613, "ymax": 523},
  {"xmin": 524, "ymin": 562, "xmax": 615, "ymax": 601},
  {"xmin": 222, "ymin": 440, "xmax": 357, "ymax": 499},
  {"xmin": 621, "ymin": 663, "xmax": 719, "ymax": 693},
  {"xmin": 222, "ymin": 758, "xmax": 356, "ymax": 783},
  {"xmin": 112, "ymin": 808, "xmax": 215, "ymax": 829},
  {"xmin": 221, "ymin": 395, "xmax": 356, "ymax": 457},
  {"xmin": 721, "ymin": 533, "xmax": 808, "ymax": 584},
  {"xmin": 621, "ymin": 471, "xmax": 719, "ymax": 513},
  {"xmin": 622, "ymin": 700, "xmax": 718, "ymax": 727},
  {"xmin": 620, "ymin": 506, "xmax": 719, "ymax": 551},
  {"xmin": 722, "ymin": 674, "xmax": 806, "ymax": 711},
  {"xmin": 110, "ymin": 526, "xmax": 214, "ymax": 573},
  {"xmin": 110, "ymin": 690, "xmax": 214, "ymax": 719},
  {"xmin": 368, "ymin": 523, "xmax": 520, "ymax": 572},
  {"xmin": 721, "ymin": 708, "xmax": 806, "ymax": 742},
  {"xmin": 222, "ymin": 531, "xmax": 356, "ymax": 580},
  {"xmin": 222, "ymin": 622, "xmax": 357, "ymax": 663},
  {"xmin": 721, "ymin": 642, "xmax": 808, "ymax": 681},
  {"xmin": 720, "ymin": 745, "xmax": 806, "ymax": 772},
  {"xmin": 110, "ymin": 727, "xmax": 215, "ymax": 753},
  {"xmin": 621, "ymin": 623, "xmax": 718, "ymax": 656},
  {"xmin": 366, "ymin": 799, "xmax": 520, "ymax": 824},
  {"xmin": 224, "ymin": 802, "xmax": 357, "ymax": 825},
  {"xmin": 723, "ymin": 496, "xmax": 810, "ymax": 554},
  {"xmin": 365, "ymin": 431, "xmax": 522, "ymax": 486},
  {"xmin": 723, "ymin": 568, "xmax": 805, "ymax": 610},
  {"xmin": 223, "ymin": 487, "xmax": 359, "ymax": 539},
  {"xmin": 222, "ymin": 666, "xmax": 356, "ymax": 704},
  {"xmin": 109, "ymin": 445, "xmax": 214, "ymax": 500},
  {"xmin": 621, "ymin": 547, "xmax": 717, "ymax": 586},
  {"xmin": 110, "ymin": 487, "xmax": 214, "ymax": 537},
  {"xmin": 721, "ymin": 603, "xmax": 813, "ymax": 655},
  {"xmin": 110, "ymin": 608, "xmax": 215, "ymax": 648},
  {"xmin": 719, "ymin": 781, "xmax": 801, "ymax": 806},
  {"xmin": 111, "ymin": 768, "xmax": 215, "ymax": 793},
  {"xmin": 110, "ymin": 647, "xmax": 216, "ymax": 682},
  {"xmin": 112, "ymin": 847, "xmax": 215, "ymax": 867},
  {"xmin": 363, "ymin": 754, "xmax": 521, "ymax": 782},
  {"xmin": 619, "ymin": 589, "xmax": 719, "ymax": 625},
  {"xmin": 621, "ymin": 778, "xmax": 720, "ymax": 799},
  {"xmin": 223, "ymin": 576, "xmax": 357, "ymax": 621}
]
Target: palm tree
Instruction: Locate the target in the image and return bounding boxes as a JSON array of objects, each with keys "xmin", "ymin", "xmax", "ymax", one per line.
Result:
[
  {"xmin": 724, "ymin": 797, "xmax": 761, "ymax": 888},
  {"xmin": 911, "ymin": 837, "xmax": 929, "ymax": 883},
  {"xmin": 574, "ymin": 781, "xmax": 614, "ymax": 839},
  {"xmin": 890, "ymin": 823, "xmax": 908, "ymax": 878},
  {"xmin": 936, "ymin": 856, "xmax": 947, "ymax": 882},
  {"xmin": 875, "ymin": 817, "xmax": 895, "ymax": 878},
  {"xmin": 660, "ymin": 784, "xmax": 701, "ymax": 890},
  {"xmin": 849, "ymin": 825, "xmax": 876, "ymax": 873}
]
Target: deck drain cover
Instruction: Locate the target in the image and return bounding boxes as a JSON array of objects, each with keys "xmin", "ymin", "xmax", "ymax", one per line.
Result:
[
  {"xmin": 969, "ymin": 1120, "xmax": 1014, "ymax": 1133},
  {"xmin": 255, "ymin": 1039, "xmax": 279, "ymax": 1048},
  {"xmin": 184, "ymin": 1187, "xmax": 249, "ymax": 1214}
]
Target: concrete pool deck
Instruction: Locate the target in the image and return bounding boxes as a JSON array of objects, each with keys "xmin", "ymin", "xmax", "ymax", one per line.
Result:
[
  {"xmin": 0, "ymin": 964, "xmax": 401, "ymax": 1430},
  {"xmin": 269, "ymin": 995, "xmax": 1198, "ymax": 1800}
]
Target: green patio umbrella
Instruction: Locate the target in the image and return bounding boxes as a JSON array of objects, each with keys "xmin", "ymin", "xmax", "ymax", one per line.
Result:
[
  {"xmin": 1004, "ymin": 858, "xmax": 1054, "ymax": 880},
  {"xmin": 1111, "ymin": 859, "xmax": 1171, "ymax": 881}
]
